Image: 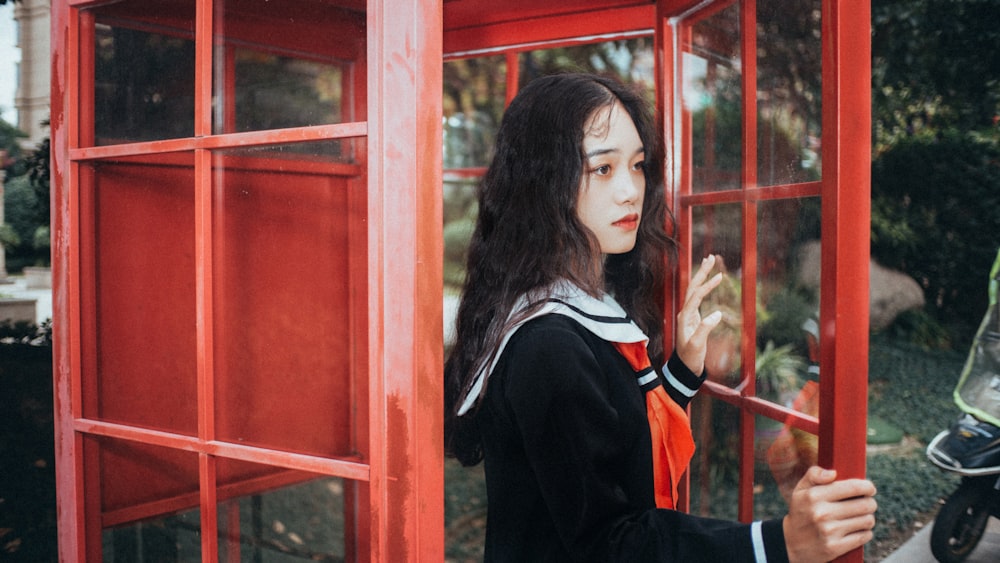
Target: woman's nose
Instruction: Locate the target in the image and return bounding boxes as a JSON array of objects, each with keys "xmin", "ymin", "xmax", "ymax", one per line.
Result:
[{"xmin": 616, "ymin": 171, "xmax": 642, "ymax": 204}]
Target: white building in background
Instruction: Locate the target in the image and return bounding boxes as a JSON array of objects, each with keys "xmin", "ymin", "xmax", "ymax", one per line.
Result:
[{"xmin": 12, "ymin": 0, "xmax": 49, "ymax": 148}]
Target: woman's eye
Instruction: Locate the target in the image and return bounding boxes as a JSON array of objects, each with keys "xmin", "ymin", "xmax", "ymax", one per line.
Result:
[
  {"xmin": 632, "ymin": 160, "xmax": 645, "ymax": 172},
  {"xmin": 592, "ymin": 164, "xmax": 611, "ymax": 176}
]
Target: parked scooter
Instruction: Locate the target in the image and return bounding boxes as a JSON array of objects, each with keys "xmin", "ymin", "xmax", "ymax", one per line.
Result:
[{"xmin": 926, "ymin": 248, "xmax": 1000, "ymax": 563}]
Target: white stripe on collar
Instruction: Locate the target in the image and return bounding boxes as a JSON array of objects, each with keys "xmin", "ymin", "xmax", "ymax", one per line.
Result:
[{"xmin": 457, "ymin": 282, "xmax": 648, "ymax": 415}]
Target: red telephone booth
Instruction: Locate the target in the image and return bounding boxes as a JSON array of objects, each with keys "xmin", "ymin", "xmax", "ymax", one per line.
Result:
[{"xmin": 50, "ymin": 0, "xmax": 870, "ymax": 561}]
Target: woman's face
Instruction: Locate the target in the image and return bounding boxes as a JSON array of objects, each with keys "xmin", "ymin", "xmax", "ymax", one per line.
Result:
[{"xmin": 576, "ymin": 101, "xmax": 646, "ymax": 255}]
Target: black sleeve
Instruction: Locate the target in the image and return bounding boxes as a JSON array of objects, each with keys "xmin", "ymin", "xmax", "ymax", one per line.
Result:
[
  {"xmin": 499, "ymin": 320, "xmax": 789, "ymax": 563},
  {"xmin": 662, "ymin": 350, "xmax": 707, "ymax": 408}
]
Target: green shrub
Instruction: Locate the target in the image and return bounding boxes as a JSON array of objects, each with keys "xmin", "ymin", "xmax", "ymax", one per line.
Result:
[
  {"xmin": 2, "ymin": 174, "xmax": 49, "ymax": 269},
  {"xmin": 871, "ymin": 129, "xmax": 1000, "ymax": 345},
  {"xmin": 757, "ymin": 287, "xmax": 817, "ymax": 358},
  {"xmin": 867, "ymin": 453, "xmax": 958, "ymax": 542},
  {"xmin": 880, "ymin": 308, "xmax": 952, "ymax": 350}
]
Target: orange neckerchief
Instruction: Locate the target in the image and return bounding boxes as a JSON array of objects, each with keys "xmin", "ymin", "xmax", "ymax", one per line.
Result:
[{"xmin": 613, "ymin": 341, "xmax": 696, "ymax": 509}]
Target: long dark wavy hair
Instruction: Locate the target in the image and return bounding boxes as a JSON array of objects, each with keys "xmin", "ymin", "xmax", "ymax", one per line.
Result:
[{"xmin": 444, "ymin": 73, "xmax": 677, "ymax": 466}]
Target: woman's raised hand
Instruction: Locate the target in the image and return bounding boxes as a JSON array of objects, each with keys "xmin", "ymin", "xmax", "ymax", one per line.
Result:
[{"xmin": 676, "ymin": 255, "xmax": 724, "ymax": 374}]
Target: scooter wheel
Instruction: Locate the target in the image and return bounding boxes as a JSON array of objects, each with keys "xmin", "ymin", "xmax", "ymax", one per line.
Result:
[{"xmin": 930, "ymin": 479, "xmax": 992, "ymax": 563}]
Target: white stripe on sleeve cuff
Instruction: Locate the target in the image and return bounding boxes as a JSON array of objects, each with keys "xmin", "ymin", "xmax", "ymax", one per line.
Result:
[
  {"xmin": 662, "ymin": 364, "xmax": 697, "ymax": 398},
  {"xmin": 751, "ymin": 521, "xmax": 767, "ymax": 563}
]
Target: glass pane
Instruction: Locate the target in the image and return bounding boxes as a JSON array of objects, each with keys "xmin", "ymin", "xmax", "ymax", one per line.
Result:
[
  {"xmin": 443, "ymin": 176, "xmax": 478, "ymax": 296},
  {"xmin": 91, "ymin": 437, "xmax": 201, "ymax": 562},
  {"xmin": 684, "ymin": 4, "xmax": 742, "ymax": 193},
  {"xmin": 688, "ymin": 395, "xmax": 740, "ymax": 520},
  {"xmin": 519, "ymin": 37, "xmax": 656, "ymax": 101},
  {"xmin": 82, "ymin": 153, "xmax": 197, "ymax": 435},
  {"xmin": 754, "ymin": 198, "xmax": 821, "ymax": 507},
  {"xmin": 213, "ymin": 142, "xmax": 361, "ymax": 458},
  {"xmin": 231, "ymin": 50, "xmax": 346, "ymax": 132},
  {"xmin": 89, "ymin": 1, "xmax": 196, "ymax": 145},
  {"xmin": 217, "ymin": 138, "xmax": 356, "ymax": 165},
  {"xmin": 694, "ymin": 204, "xmax": 744, "ymax": 389},
  {"xmin": 756, "ymin": 0, "xmax": 822, "ymax": 185},
  {"xmin": 756, "ymin": 198, "xmax": 822, "ymax": 405},
  {"xmin": 217, "ymin": 459, "xmax": 350, "ymax": 562},
  {"xmin": 755, "ymin": 404, "xmax": 818, "ymax": 518},
  {"xmin": 213, "ymin": 0, "xmax": 365, "ymax": 134},
  {"xmin": 443, "ymin": 55, "xmax": 507, "ymax": 169},
  {"xmin": 103, "ymin": 510, "xmax": 202, "ymax": 563}
]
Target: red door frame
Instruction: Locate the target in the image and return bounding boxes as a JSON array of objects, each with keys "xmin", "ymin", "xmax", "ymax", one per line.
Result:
[{"xmin": 658, "ymin": 2, "xmax": 870, "ymax": 562}]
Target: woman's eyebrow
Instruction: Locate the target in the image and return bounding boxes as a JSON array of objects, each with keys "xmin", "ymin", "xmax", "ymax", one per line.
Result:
[
  {"xmin": 585, "ymin": 146, "xmax": 645, "ymax": 158},
  {"xmin": 586, "ymin": 148, "xmax": 617, "ymax": 158}
]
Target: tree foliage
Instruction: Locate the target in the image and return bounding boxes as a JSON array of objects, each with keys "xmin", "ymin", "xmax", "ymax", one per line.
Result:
[
  {"xmin": 872, "ymin": 0, "xmax": 1000, "ymax": 148},
  {"xmin": 26, "ymin": 134, "xmax": 49, "ymax": 224},
  {"xmin": 0, "ymin": 116, "xmax": 27, "ymax": 176},
  {"xmin": 871, "ymin": 130, "xmax": 1000, "ymax": 342},
  {"xmin": 871, "ymin": 1, "xmax": 1000, "ymax": 345}
]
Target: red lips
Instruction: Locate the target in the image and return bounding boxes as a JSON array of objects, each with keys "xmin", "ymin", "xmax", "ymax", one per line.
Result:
[{"xmin": 613, "ymin": 213, "xmax": 640, "ymax": 230}]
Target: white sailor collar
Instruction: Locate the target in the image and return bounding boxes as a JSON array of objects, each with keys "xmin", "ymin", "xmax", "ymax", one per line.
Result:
[{"xmin": 457, "ymin": 281, "xmax": 648, "ymax": 415}]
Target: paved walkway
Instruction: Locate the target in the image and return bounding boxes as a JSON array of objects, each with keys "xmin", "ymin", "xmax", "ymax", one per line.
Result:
[{"xmin": 882, "ymin": 517, "xmax": 1000, "ymax": 562}]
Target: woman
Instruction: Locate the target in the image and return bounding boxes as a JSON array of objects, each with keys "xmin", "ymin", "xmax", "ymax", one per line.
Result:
[{"xmin": 444, "ymin": 73, "xmax": 876, "ymax": 562}]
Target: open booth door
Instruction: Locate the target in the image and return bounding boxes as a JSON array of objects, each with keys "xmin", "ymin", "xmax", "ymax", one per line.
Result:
[{"xmin": 658, "ymin": 3, "xmax": 871, "ymax": 563}]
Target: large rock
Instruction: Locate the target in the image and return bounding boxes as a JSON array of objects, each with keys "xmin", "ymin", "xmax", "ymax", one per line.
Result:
[
  {"xmin": 869, "ymin": 261, "xmax": 926, "ymax": 330},
  {"xmin": 795, "ymin": 241, "xmax": 925, "ymax": 331}
]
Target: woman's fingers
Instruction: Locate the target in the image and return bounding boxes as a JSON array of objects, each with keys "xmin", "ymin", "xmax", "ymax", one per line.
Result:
[
  {"xmin": 684, "ymin": 255, "xmax": 719, "ymax": 305},
  {"xmin": 675, "ymin": 256, "xmax": 725, "ymax": 373},
  {"xmin": 784, "ymin": 467, "xmax": 878, "ymax": 563}
]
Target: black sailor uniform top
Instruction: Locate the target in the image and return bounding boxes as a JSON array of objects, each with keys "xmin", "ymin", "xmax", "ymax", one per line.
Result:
[{"xmin": 475, "ymin": 314, "xmax": 789, "ymax": 562}]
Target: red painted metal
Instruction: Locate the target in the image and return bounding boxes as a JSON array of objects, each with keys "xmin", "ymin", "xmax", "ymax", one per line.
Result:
[
  {"xmin": 661, "ymin": 2, "xmax": 871, "ymax": 548},
  {"xmin": 68, "ymin": 122, "xmax": 369, "ymax": 161},
  {"xmin": 366, "ymin": 0, "xmax": 444, "ymax": 560},
  {"xmin": 444, "ymin": 4, "xmax": 653, "ymax": 55},
  {"xmin": 51, "ymin": 0, "xmax": 870, "ymax": 560},
  {"xmin": 818, "ymin": 1, "xmax": 872, "ymax": 561},
  {"xmin": 51, "ymin": 0, "xmax": 80, "ymax": 556},
  {"xmin": 736, "ymin": 0, "xmax": 758, "ymax": 524},
  {"xmin": 445, "ymin": 0, "xmax": 648, "ymax": 30}
]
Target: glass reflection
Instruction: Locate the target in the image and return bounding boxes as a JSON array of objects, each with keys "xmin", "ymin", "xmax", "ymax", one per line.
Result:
[
  {"xmin": 103, "ymin": 509, "xmax": 202, "ymax": 563},
  {"xmin": 443, "ymin": 56, "xmax": 506, "ymax": 169},
  {"xmin": 754, "ymin": 198, "xmax": 822, "ymax": 504},
  {"xmin": 91, "ymin": 2, "xmax": 196, "ymax": 145},
  {"xmin": 520, "ymin": 38, "xmax": 656, "ymax": 101},
  {"xmin": 756, "ymin": 0, "xmax": 823, "ymax": 185},
  {"xmin": 231, "ymin": 50, "xmax": 345, "ymax": 132},
  {"xmin": 443, "ymin": 176, "xmax": 479, "ymax": 298},
  {"xmin": 756, "ymin": 198, "xmax": 822, "ymax": 395},
  {"xmin": 694, "ymin": 203, "xmax": 744, "ymax": 389},
  {"xmin": 685, "ymin": 3, "xmax": 742, "ymax": 193},
  {"xmin": 217, "ymin": 461, "xmax": 347, "ymax": 562},
  {"xmin": 758, "ymin": 386, "xmax": 819, "ymax": 505},
  {"xmin": 93, "ymin": 437, "xmax": 201, "ymax": 562},
  {"xmin": 212, "ymin": 0, "xmax": 365, "ymax": 135},
  {"xmin": 688, "ymin": 396, "xmax": 740, "ymax": 520}
]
